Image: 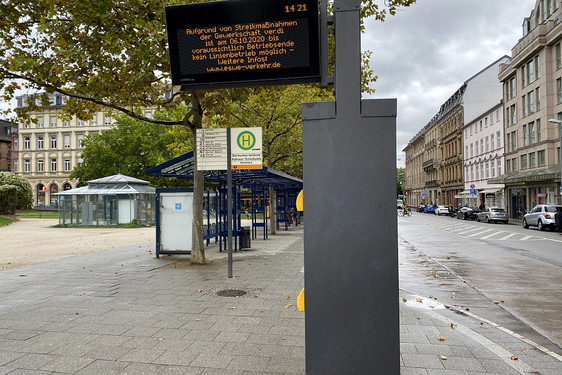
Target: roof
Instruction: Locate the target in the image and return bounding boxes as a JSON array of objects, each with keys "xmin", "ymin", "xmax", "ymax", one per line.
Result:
[
  {"xmin": 146, "ymin": 152, "xmax": 303, "ymax": 190},
  {"xmin": 58, "ymin": 173, "xmax": 155, "ymax": 196}
]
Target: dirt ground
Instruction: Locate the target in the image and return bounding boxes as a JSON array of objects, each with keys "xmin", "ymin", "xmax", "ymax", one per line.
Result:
[{"xmin": 0, "ymin": 218, "xmax": 155, "ymax": 270}]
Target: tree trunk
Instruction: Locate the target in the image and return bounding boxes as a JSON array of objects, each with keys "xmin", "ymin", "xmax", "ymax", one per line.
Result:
[{"xmin": 187, "ymin": 98, "xmax": 206, "ymax": 265}]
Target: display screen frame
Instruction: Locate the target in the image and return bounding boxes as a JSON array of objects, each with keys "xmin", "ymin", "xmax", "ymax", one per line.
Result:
[{"xmin": 166, "ymin": 0, "xmax": 321, "ymax": 90}]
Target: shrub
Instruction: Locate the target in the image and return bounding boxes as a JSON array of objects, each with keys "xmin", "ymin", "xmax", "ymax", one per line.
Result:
[
  {"xmin": 0, "ymin": 172, "xmax": 32, "ymax": 209},
  {"xmin": 0, "ymin": 185, "xmax": 18, "ymax": 215}
]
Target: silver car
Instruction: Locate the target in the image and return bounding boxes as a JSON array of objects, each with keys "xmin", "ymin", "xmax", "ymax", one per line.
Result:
[
  {"xmin": 476, "ymin": 207, "xmax": 508, "ymax": 224},
  {"xmin": 522, "ymin": 204, "xmax": 562, "ymax": 231}
]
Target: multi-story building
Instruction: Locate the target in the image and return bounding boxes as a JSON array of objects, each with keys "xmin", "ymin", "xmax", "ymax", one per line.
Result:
[
  {"xmin": 463, "ymin": 102, "xmax": 506, "ymax": 208},
  {"xmin": 404, "ymin": 56, "xmax": 509, "ymax": 209},
  {"xmin": 0, "ymin": 119, "xmax": 17, "ymax": 172},
  {"xmin": 493, "ymin": 0, "xmax": 562, "ymax": 215},
  {"xmin": 403, "ymin": 131, "xmax": 425, "ymax": 208},
  {"xmin": 15, "ymin": 93, "xmax": 117, "ymax": 207}
]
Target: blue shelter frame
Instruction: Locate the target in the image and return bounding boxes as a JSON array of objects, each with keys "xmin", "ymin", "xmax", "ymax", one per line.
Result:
[{"xmin": 146, "ymin": 151, "xmax": 303, "ymax": 244}]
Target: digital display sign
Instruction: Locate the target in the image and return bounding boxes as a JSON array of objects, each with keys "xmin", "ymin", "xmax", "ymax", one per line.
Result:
[{"xmin": 165, "ymin": 0, "xmax": 320, "ymax": 89}]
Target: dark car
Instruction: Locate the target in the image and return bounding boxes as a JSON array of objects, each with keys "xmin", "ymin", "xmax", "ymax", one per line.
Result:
[{"xmin": 457, "ymin": 206, "xmax": 479, "ymax": 220}]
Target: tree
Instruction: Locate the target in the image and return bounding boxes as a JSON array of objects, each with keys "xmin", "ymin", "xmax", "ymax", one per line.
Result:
[
  {"xmin": 70, "ymin": 114, "xmax": 185, "ymax": 187},
  {"xmin": 397, "ymin": 168, "xmax": 405, "ymax": 195},
  {"xmin": 0, "ymin": 0, "xmax": 416, "ymax": 262},
  {"xmin": 0, "ymin": 172, "xmax": 33, "ymax": 210}
]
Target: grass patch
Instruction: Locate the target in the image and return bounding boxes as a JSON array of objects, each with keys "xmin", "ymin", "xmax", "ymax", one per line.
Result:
[
  {"xmin": 52, "ymin": 219, "xmax": 154, "ymax": 229},
  {"xmin": 16, "ymin": 210, "xmax": 59, "ymax": 219},
  {"xmin": 0, "ymin": 216, "xmax": 14, "ymax": 227}
]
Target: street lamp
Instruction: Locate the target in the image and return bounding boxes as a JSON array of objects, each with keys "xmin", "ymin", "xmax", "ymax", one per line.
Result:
[{"xmin": 548, "ymin": 118, "xmax": 562, "ymax": 204}]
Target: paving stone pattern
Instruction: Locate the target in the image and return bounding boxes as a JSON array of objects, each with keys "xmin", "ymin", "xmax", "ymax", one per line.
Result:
[{"xmin": 0, "ymin": 226, "xmax": 560, "ymax": 374}]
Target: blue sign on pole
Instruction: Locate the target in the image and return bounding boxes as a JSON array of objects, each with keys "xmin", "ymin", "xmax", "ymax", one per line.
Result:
[{"xmin": 470, "ymin": 188, "xmax": 476, "ymax": 195}]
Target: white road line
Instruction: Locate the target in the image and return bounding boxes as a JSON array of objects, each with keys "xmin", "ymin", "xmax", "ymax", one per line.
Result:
[
  {"xmin": 498, "ymin": 233, "xmax": 517, "ymax": 240},
  {"xmin": 520, "ymin": 235, "xmax": 532, "ymax": 241},
  {"xmin": 455, "ymin": 227, "xmax": 482, "ymax": 234},
  {"xmin": 466, "ymin": 229, "xmax": 494, "ymax": 237},
  {"xmin": 481, "ymin": 231, "xmax": 504, "ymax": 239}
]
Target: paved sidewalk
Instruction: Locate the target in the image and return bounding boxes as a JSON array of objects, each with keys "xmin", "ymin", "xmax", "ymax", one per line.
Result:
[{"xmin": 0, "ymin": 225, "xmax": 561, "ymax": 374}]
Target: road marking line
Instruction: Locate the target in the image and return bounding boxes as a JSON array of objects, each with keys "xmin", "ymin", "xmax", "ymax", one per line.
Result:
[
  {"xmin": 455, "ymin": 227, "xmax": 482, "ymax": 234},
  {"xmin": 498, "ymin": 233, "xmax": 517, "ymax": 240},
  {"xmin": 520, "ymin": 235, "xmax": 532, "ymax": 241},
  {"xmin": 481, "ymin": 231, "xmax": 504, "ymax": 239},
  {"xmin": 466, "ymin": 229, "xmax": 493, "ymax": 237}
]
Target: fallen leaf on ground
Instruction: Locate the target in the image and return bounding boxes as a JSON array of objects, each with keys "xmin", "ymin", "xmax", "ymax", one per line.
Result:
[
  {"xmin": 402, "ymin": 298, "xmax": 407, "ymax": 302},
  {"xmin": 197, "ymin": 290, "xmax": 202, "ymax": 293},
  {"xmin": 195, "ymin": 318, "xmax": 201, "ymax": 321},
  {"xmin": 231, "ymin": 307, "xmax": 236, "ymax": 310},
  {"xmin": 285, "ymin": 295, "xmax": 291, "ymax": 299},
  {"xmin": 416, "ymin": 298, "xmax": 423, "ymax": 303},
  {"xmin": 439, "ymin": 355, "xmax": 448, "ymax": 360},
  {"xmin": 284, "ymin": 304, "xmax": 292, "ymax": 308},
  {"xmin": 157, "ymin": 337, "xmax": 164, "ymax": 341},
  {"xmin": 450, "ymin": 323, "xmax": 456, "ymax": 329},
  {"xmin": 438, "ymin": 337, "xmax": 446, "ymax": 341},
  {"xmin": 500, "ymin": 299, "xmax": 505, "ymax": 303},
  {"xmin": 510, "ymin": 355, "xmax": 518, "ymax": 360},
  {"xmin": 280, "ymin": 319, "xmax": 285, "ymax": 322}
]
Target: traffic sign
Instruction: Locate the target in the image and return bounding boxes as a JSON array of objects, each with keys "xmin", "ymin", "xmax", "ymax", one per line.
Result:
[
  {"xmin": 470, "ymin": 188, "xmax": 476, "ymax": 194},
  {"xmin": 231, "ymin": 127, "xmax": 262, "ymax": 169}
]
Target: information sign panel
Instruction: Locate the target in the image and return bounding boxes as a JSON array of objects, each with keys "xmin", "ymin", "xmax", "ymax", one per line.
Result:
[
  {"xmin": 165, "ymin": 0, "xmax": 320, "ymax": 89},
  {"xmin": 196, "ymin": 128, "xmax": 228, "ymax": 170},
  {"xmin": 231, "ymin": 127, "xmax": 262, "ymax": 169}
]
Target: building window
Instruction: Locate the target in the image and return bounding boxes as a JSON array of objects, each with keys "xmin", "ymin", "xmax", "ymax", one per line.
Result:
[
  {"xmin": 536, "ymin": 119, "xmax": 541, "ymax": 142},
  {"xmin": 558, "ymin": 78, "xmax": 562, "ymax": 103},
  {"xmin": 538, "ymin": 150, "xmax": 545, "ymax": 166},
  {"xmin": 492, "ymin": 161, "xmax": 495, "ymax": 177},
  {"xmin": 91, "ymin": 115, "xmax": 97, "ymax": 126},
  {"xmin": 14, "ymin": 160, "xmax": 18, "ymax": 173},
  {"xmin": 24, "ymin": 136, "xmax": 30, "ymax": 150},
  {"xmin": 470, "ymin": 125, "xmax": 473, "ymax": 136},
  {"xmin": 480, "ymin": 164, "xmax": 484, "ymax": 179},
  {"xmin": 465, "ymin": 145, "xmax": 468, "ymax": 158},
  {"xmin": 64, "ymin": 135, "xmax": 70, "ymax": 149},
  {"xmin": 37, "ymin": 136, "xmax": 44, "ymax": 149},
  {"xmin": 491, "ymin": 135, "xmax": 495, "ymax": 150},
  {"xmin": 497, "ymin": 159, "xmax": 502, "ymax": 175},
  {"xmin": 476, "ymin": 165, "xmax": 479, "ymax": 180},
  {"xmin": 14, "ymin": 138, "xmax": 18, "ymax": 149},
  {"xmin": 510, "ymin": 131, "xmax": 517, "ymax": 152},
  {"xmin": 497, "ymin": 132, "xmax": 501, "ymax": 148},
  {"xmin": 144, "ymin": 110, "xmax": 153, "ymax": 119},
  {"xmin": 470, "ymin": 143, "xmax": 474, "ymax": 157},
  {"xmin": 104, "ymin": 116, "xmax": 111, "ymax": 126},
  {"xmin": 63, "ymin": 121, "xmax": 70, "ymax": 127},
  {"xmin": 528, "ymin": 90, "xmax": 535, "ymax": 114},
  {"xmin": 506, "ymin": 159, "xmax": 511, "ymax": 172},
  {"xmin": 522, "ymin": 66, "xmax": 526, "ymax": 87},
  {"xmin": 510, "ymin": 77, "xmax": 516, "ymax": 97},
  {"xmin": 480, "ymin": 120, "xmax": 483, "ymax": 131},
  {"xmin": 486, "ymin": 162, "xmax": 489, "ymax": 178},
  {"xmin": 527, "ymin": 59, "xmax": 534, "ymax": 84},
  {"xmin": 64, "ymin": 159, "xmax": 71, "ymax": 172},
  {"xmin": 530, "ymin": 152, "xmax": 536, "ymax": 168},
  {"xmin": 480, "ymin": 139, "xmax": 484, "ymax": 154},
  {"xmin": 50, "ymin": 116, "xmax": 56, "ymax": 127},
  {"xmin": 535, "ymin": 87, "xmax": 540, "ymax": 111},
  {"xmin": 490, "ymin": 112, "xmax": 494, "ymax": 123},
  {"xmin": 529, "ymin": 122, "xmax": 536, "ymax": 144},
  {"xmin": 38, "ymin": 159, "xmax": 44, "ymax": 172},
  {"xmin": 77, "ymin": 134, "xmax": 84, "ymax": 148},
  {"xmin": 24, "ymin": 159, "xmax": 30, "ymax": 172},
  {"xmin": 50, "ymin": 135, "xmax": 57, "ymax": 149},
  {"xmin": 512, "ymin": 157, "xmax": 518, "ymax": 171},
  {"xmin": 556, "ymin": 42, "xmax": 562, "ymax": 69},
  {"xmin": 50, "ymin": 158, "xmax": 57, "ymax": 172},
  {"xmin": 37, "ymin": 119, "xmax": 43, "ymax": 128},
  {"xmin": 485, "ymin": 136, "xmax": 489, "ymax": 152},
  {"xmin": 522, "ymin": 95, "xmax": 526, "ymax": 117},
  {"xmin": 510, "ymin": 105, "xmax": 516, "ymax": 125},
  {"xmin": 496, "ymin": 110, "xmax": 500, "ymax": 121},
  {"xmin": 77, "ymin": 119, "xmax": 84, "ymax": 127},
  {"xmin": 521, "ymin": 154, "xmax": 528, "ymax": 169},
  {"xmin": 470, "ymin": 166, "xmax": 474, "ymax": 180},
  {"xmin": 485, "ymin": 117, "xmax": 488, "ymax": 128},
  {"xmin": 523, "ymin": 124, "xmax": 527, "ymax": 146},
  {"xmin": 535, "ymin": 55, "xmax": 540, "ymax": 80}
]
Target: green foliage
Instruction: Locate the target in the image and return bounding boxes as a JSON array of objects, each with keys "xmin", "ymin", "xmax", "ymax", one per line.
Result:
[
  {"xmin": 0, "ymin": 185, "xmax": 18, "ymax": 215},
  {"xmin": 69, "ymin": 114, "xmax": 188, "ymax": 187},
  {"xmin": 397, "ymin": 168, "xmax": 405, "ymax": 195},
  {"xmin": 0, "ymin": 172, "xmax": 33, "ymax": 210}
]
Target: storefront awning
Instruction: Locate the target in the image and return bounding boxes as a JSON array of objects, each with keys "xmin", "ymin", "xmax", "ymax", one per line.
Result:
[{"xmin": 479, "ymin": 188, "xmax": 502, "ymax": 194}]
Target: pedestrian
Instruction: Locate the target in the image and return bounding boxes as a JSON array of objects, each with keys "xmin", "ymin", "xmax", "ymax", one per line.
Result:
[{"xmin": 555, "ymin": 207, "xmax": 562, "ymax": 233}]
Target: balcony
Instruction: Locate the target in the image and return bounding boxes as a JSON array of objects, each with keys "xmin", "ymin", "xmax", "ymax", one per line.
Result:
[
  {"xmin": 425, "ymin": 180, "xmax": 440, "ymax": 188},
  {"xmin": 423, "ymin": 158, "xmax": 436, "ymax": 170}
]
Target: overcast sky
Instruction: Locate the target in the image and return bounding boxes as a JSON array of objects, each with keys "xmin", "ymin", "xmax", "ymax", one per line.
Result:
[{"xmin": 362, "ymin": 0, "xmax": 537, "ymax": 167}]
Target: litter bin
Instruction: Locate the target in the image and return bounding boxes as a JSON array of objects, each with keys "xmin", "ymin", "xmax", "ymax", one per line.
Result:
[{"xmin": 239, "ymin": 226, "xmax": 251, "ymax": 249}]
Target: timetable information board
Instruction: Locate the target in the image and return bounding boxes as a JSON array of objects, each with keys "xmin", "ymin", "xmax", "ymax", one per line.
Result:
[
  {"xmin": 166, "ymin": 0, "xmax": 320, "ymax": 89},
  {"xmin": 196, "ymin": 128, "xmax": 227, "ymax": 171}
]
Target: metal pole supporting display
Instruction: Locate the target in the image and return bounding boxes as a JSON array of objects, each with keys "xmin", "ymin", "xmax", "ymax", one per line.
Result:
[{"xmin": 227, "ymin": 128, "xmax": 233, "ymax": 278}]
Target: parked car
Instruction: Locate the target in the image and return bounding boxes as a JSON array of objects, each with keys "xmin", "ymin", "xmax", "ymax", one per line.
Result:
[
  {"xmin": 434, "ymin": 205, "xmax": 450, "ymax": 216},
  {"xmin": 476, "ymin": 207, "xmax": 509, "ymax": 224},
  {"xmin": 522, "ymin": 204, "xmax": 562, "ymax": 231},
  {"xmin": 425, "ymin": 204, "xmax": 436, "ymax": 214},
  {"xmin": 457, "ymin": 206, "xmax": 479, "ymax": 220}
]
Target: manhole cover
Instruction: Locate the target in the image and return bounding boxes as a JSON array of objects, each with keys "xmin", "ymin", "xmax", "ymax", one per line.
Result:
[{"xmin": 216, "ymin": 289, "xmax": 247, "ymax": 297}]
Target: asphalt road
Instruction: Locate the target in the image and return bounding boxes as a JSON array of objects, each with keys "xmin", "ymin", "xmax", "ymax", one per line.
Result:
[{"xmin": 398, "ymin": 211, "xmax": 562, "ymax": 355}]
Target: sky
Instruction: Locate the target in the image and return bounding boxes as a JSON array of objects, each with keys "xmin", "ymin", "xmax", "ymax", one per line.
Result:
[{"xmin": 362, "ymin": 0, "xmax": 537, "ymax": 168}]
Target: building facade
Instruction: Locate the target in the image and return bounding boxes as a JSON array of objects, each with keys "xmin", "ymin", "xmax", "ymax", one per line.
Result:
[
  {"xmin": 0, "ymin": 119, "xmax": 15, "ymax": 172},
  {"xmin": 462, "ymin": 102, "xmax": 506, "ymax": 208},
  {"xmin": 494, "ymin": 0, "xmax": 562, "ymax": 214},
  {"xmin": 15, "ymin": 93, "xmax": 117, "ymax": 207}
]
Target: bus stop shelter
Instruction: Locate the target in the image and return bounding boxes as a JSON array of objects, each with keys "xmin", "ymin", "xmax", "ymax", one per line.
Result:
[{"xmin": 146, "ymin": 151, "xmax": 303, "ymax": 255}]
